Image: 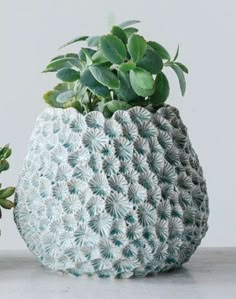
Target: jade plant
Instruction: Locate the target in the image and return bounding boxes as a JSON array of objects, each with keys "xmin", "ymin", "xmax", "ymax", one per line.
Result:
[
  {"xmin": 0, "ymin": 145, "xmax": 15, "ymax": 225},
  {"xmin": 43, "ymin": 20, "xmax": 188, "ymax": 116}
]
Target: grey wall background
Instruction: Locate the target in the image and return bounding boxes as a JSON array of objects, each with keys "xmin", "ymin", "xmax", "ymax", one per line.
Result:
[{"xmin": 0, "ymin": 0, "xmax": 235, "ymax": 249}]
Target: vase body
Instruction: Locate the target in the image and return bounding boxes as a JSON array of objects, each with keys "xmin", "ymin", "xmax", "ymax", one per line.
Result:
[{"xmin": 14, "ymin": 105, "xmax": 209, "ymax": 278}]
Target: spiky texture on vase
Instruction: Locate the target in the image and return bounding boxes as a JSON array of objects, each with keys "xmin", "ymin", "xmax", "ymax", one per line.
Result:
[{"xmin": 14, "ymin": 106, "xmax": 209, "ymax": 278}]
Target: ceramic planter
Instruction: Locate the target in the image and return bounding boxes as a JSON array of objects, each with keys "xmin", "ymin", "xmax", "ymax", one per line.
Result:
[{"xmin": 14, "ymin": 105, "xmax": 209, "ymax": 278}]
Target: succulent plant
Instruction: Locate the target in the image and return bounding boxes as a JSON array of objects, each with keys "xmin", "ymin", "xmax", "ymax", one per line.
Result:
[
  {"xmin": 0, "ymin": 145, "xmax": 15, "ymax": 223},
  {"xmin": 43, "ymin": 20, "xmax": 188, "ymax": 116}
]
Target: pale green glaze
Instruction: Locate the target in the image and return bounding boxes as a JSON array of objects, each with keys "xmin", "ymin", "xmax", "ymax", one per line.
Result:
[{"xmin": 14, "ymin": 105, "xmax": 209, "ymax": 278}]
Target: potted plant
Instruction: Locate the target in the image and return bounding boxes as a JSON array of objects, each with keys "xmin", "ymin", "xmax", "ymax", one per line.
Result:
[
  {"xmin": 14, "ymin": 20, "xmax": 209, "ymax": 278},
  {"xmin": 0, "ymin": 145, "xmax": 15, "ymax": 236}
]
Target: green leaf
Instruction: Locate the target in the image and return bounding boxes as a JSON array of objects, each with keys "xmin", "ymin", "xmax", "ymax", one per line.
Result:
[
  {"xmin": 79, "ymin": 48, "xmax": 96, "ymax": 62},
  {"xmin": 137, "ymin": 46, "xmax": 163, "ymax": 74},
  {"xmin": 127, "ymin": 34, "xmax": 147, "ymax": 63},
  {"xmin": 130, "ymin": 67, "xmax": 154, "ymax": 97},
  {"xmin": 50, "ymin": 55, "xmax": 64, "ymax": 61},
  {"xmin": 119, "ymin": 62, "xmax": 136, "ymax": 72},
  {"xmin": 0, "ymin": 160, "xmax": 9, "ymax": 173},
  {"xmin": 147, "ymin": 41, "xmax": 171, "ymax": 61},
  {"xmin": 59, "ymin": 35, "xmax": 89, "ymax": 49},
  {"xmin": 63, "ymin": 100, "xmax": 83, "ymax": 112},
  {"xmin": 56, "ymin": 90, "xmax": 77, "ymax": 103},
  {"xmin": 0, "ymin": 160, "xmax": 10, "ymax": 172},
  {"xmin": 0, "ymin": 198, "xmax": 15, "ymax": 209},
  {"xmin": 54, "ymin": 82, "xmax": 75, "ymax": 93},
  {"xmin": 44, "ymin": 83, "xmax": 77, "ymax": 108},
  {"xmin": 80, "ymin": 69, "xmax": 110, "ymax": 98},
  {"xmin": 117, "ymin": 71, "xmax": 137, "ymax": 102},
  {"xmin": 96, "ymin": 100, "xmax": 113, "ymax": 117},
  {"xmin": 103, "ymin": 106, "xmax": 113, "ymax": 118},
  {"xmin": 43, "ymin": 90, "xmax": 64, "ymax": 108},
  {"xmin": 92, "ymin": 50, "xmax": 108, "ymax": 64},
  {"xmin": 100, "ymin": 34, "xmax": 126, "ymax": 64},
  {"xmin": 0, "ymin": 146, "xmax": 11, "ymax": 160},
  {"xmin": 150, "ymin": 72, "xmax": 170, "ymax": 105},
  {"xmin": 50, "ymin": 53, "xmax": 79, "ymax": 62},
  {"xmin": 87, "ymin": 36, "xmax": 100, "ymax": 47},
  {"xmin": 81, "ymin": 48, "xmax": 94, "ymax": 65},
  {"xmin": 173, "ymin": 45, "xmax": 179, "ymax": 61},
  {"xmin": 89, "ymin": 65, "xmax": 120, "ymax": 89},
  {"xmin": 111, "ymin": 26, "xmax": 128, "ymax": 44},
  {"xmin": 124, "ymin": 27, "xmax": 139, "ymax": 37},
  {"xmin": 175, "ymin": 62, "xmax": 188, "ymax": 73},
  {"xmin": 106, "ymin": 100, "xmax": 131, "ymax": 113},
  {"xmin": 0, "ymin": 187, "xmax": 15, "ymax": 199},
  {"xmin": 56, "ymin": 68, "xmax": 80, "ymax": 82},
  {"xmin": 43, "ymin": 57, "xmax": 80, "ymax": 72},
  {"xmin": 119, "ymin": 20, "xmax": 140, "ymax": 28},
  {"xmin": 170, "ymin": 64, "xmax": 186, "ymax": 96}
]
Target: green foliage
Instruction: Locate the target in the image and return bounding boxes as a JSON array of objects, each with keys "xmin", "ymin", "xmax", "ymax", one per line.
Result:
[
  {"xmin": 130, "ymin": 68, "xmax": 154, "ymax": 97},
  {"xmin": 127, "ymin": 34, "xmax": 147, "ymax": 63},
  {"xmin": 43, "ymin": 20, "xmax": 188, "ymax": 115},
  {"xmin": 100, "ymin": 34, "xmax": 127, "ymax": 64},
  {"xmin": 169, "ymin": 63, "xmax": 186, "ymax": 96},
  {"xmin": 89, "ymin": 65, "xmax": 120, "ymax": 89},
  {"xmin": 56, "ymin": 68, "xmax": 80, "ymax": 82},
  {"xmin": 0, "ymin": 145, "xmax": 15, "ymax": 218},
  {"xmin": 137, "ymin": 46, "xmax": 163, "ymax": 74},
  {"xmin": 150, "ymin": 72, "xmax": 170, "ymax": 105}
]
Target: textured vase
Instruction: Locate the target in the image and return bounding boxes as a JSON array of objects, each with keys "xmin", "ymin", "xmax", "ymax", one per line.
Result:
[{"xmin": 14, "ymin": 105, "xmax": 209, "ymax": 278}]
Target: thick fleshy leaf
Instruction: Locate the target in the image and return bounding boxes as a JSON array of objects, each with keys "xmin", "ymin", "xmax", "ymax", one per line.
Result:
[
  {"xmin": 0, "ymin": 146, "xmax": 11, "ymax": 160},
  {"xmin": 170, "ymin": 64, "xmax": 186, "ymax": 96},
  {"xmin": 56, "ymin": 68, "xmax": 80, "ymax": 82},
  {"xmin": 111, "ymin": 26, "xmax": 128, "ymax": 44},
  {"xmin": 92, "ymin": 50, "xmax": 108, "ymax": 64},
  {"xmin": 81, "ymin": 48, "xmax": 94, "ymax": 65},
  {"xmin": 59, "ymin": 35, "xmax": 89, "ymax": 49},
  {"xmin": 0, "ymin": 160, "xmax": 9, "ymax": 172},
  {"xmin": 96, "ymin": 100, "xmax": 113, "ymax": 117},
  {"xmin": 148, "ymin": 41, "xmax": 171, "ymax": 61},
  {"xmin": 124, "ymin": 27, "xmax": 139, "ymax": 37},
  {"xmin": 100, "ymin": 34, "xmax": 126, "ymax": 64},
  {"xmin": 137, "ymin": 46, "xmax": 163, "ymax": 74},
  {"xmin": 118, "ymin": 71, "xmax": 137, "ymax": 102},
  {"xmin": 150, "ymin": 72, "xmax": 170, "ymax": 105},
  {"xmin": 127, "ymin": 34, "xmax": 147, "ymax": 63},
  {"xmin": 175, "ymin": 62, "xmax": 189, "ymax": 73},
  {"xmin": 119, "ymin": 62, "xmax": 136, "ymax": 72},
  {"xmin": 118, "ymin": 20, "xmax": 140, "ymax": 28},
  {"xmin": 0, "ymin": 187, "xmax": 15, "ymax": 199},
  {"xmin": 43, "ymin": 90, "xmax": 64, "ymax": 108},
  {"xmin": 130, "ymin": 67, "xmax": 154, "ymax": 97},
  {"xmin": 106, "ymin": 100, "xmax": 131, "ymax": 113},
  {"xmin": 87, "ymin": 36, "xmax": 100, "ymax": 47},
  {"xmin": 0, "ymin": 198, "xmax": 15, "ymax": 209},
  {"xmin": 54, "ymin": 82, "xmax": 75, "ymax": 93},
  {"xmin": 80, "ymin": 69, "xmax": 110, "ymax": 97},
  {"xmin": 79, "ymin": 48, "xmax": 96, "ymax": 62},
  {"xmin": 43, "ymin": 57, "xmax": 80, "ymax": 72},
  {"xmin": 89, "ymin": 65, "xmax": 120, "ymax": 89},
  {"xmin": 56, "ymin": 91, "xmax": 77, "ymax": 103}
]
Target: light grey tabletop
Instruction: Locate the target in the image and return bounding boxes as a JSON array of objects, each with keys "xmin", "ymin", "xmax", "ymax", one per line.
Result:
[{"xmin": 0, "ymin": 248, "xmax": 235, "ymax": 299}]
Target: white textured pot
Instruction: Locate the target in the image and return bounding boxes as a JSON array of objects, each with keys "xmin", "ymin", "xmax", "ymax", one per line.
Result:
[{"xmin": 14, "ymin": 105, "xmax": 209, "ymax": 278}]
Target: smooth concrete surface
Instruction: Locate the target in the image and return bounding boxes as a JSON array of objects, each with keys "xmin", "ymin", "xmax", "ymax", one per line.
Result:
[{"xmin": 0, "ymin": 248, "xmax": 235, "ymax": 299}]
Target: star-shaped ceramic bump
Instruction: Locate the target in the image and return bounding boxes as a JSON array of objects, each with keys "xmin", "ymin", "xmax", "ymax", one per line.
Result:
[{"xmin": 14, "ymin": 105, "xmax": 209, "ymax": 278}]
